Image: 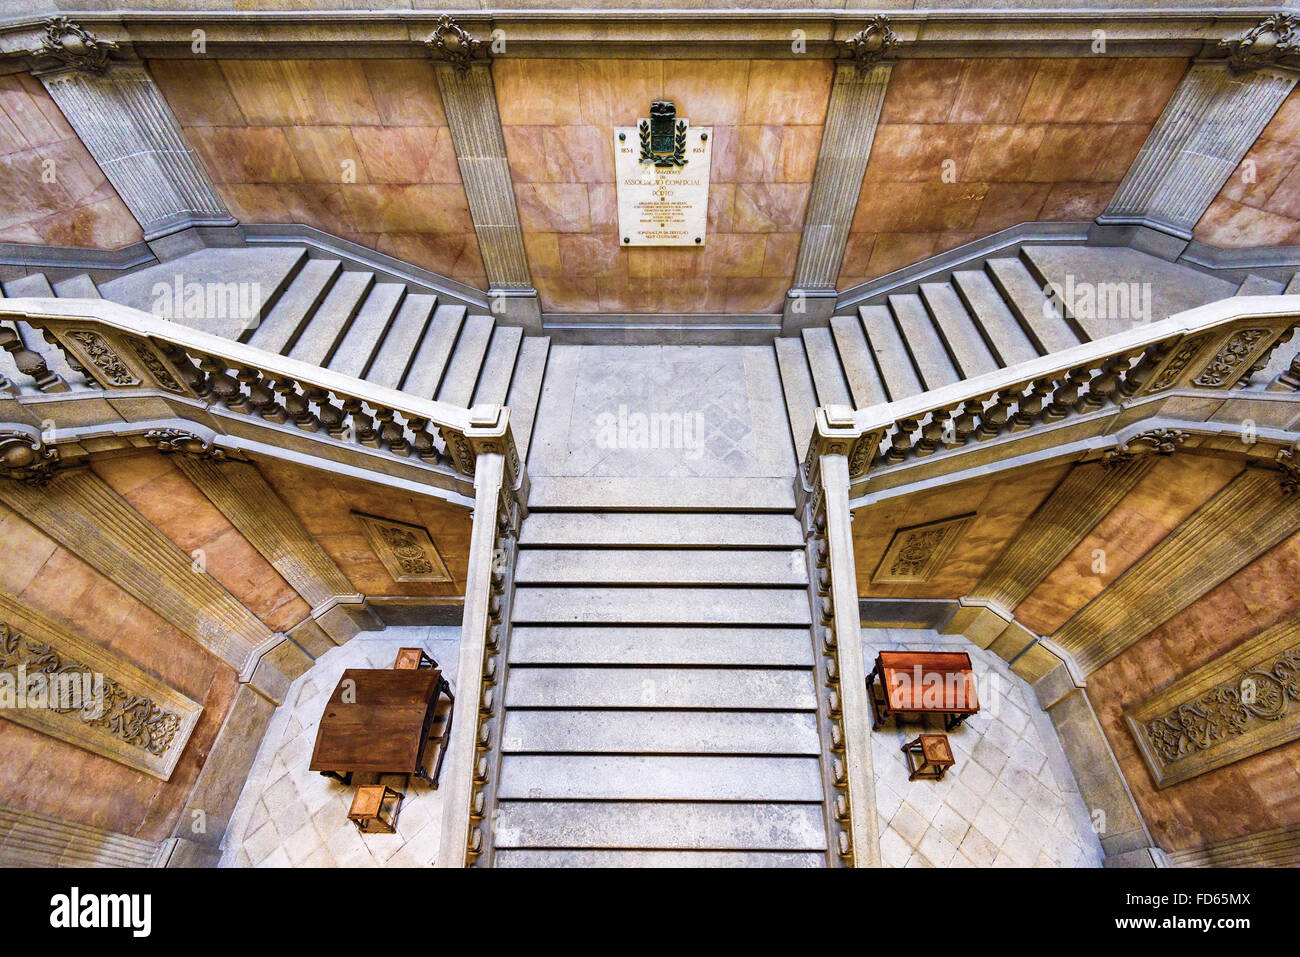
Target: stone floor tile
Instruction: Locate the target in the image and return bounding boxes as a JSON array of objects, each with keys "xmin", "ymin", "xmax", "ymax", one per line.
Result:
[{"xmin": 889, "ymin": 801, "xmax": 930, "ymax": 848}]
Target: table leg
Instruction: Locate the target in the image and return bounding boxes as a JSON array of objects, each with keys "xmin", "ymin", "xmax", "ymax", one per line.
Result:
[
  {"xmin": 320, "ymin": 770, "xmax": 352, "ymax": 785},
  {"xmin": 430, "ymin": 683, "xmax": 455, "ymax": 788}
]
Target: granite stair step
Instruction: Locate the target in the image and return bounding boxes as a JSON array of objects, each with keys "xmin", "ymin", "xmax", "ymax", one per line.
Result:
[
  {"xmin": 435, "ymin": 312, "xmax": 495, "ymax": 406},
  {"xmin": 526, "ymin": 476, "xmax": 796, "ymax": 511},
  {"xmin": 2, "ymin": 274, "xmax": 55, "ymax": 297},
  {"xmin": 504, "ymin": 336, "xmax": 550, "ymax": 461},
  {"xmin": 920, "ymin": 281, "xmax": 999, "ymax": 378},
  {"xmin": 829, "ymin": 313, "xmax": 887, "ymax": 409},
  {"xmin": 503, "ymin": 666, "xmax": 817, "ymax": 710},
  {"xmin": 472, "ymin": 325, "xmax": 524, "ymax": 406},
  {"xmin": 510, "ymin": 586, "xmax": 812, "ymax": 626},
  {"xmin": 327, "ymin": 282, "xmax": 406, "ymax": 379},
  {"xmin": 951, "ymin": 269, "xmax": 1041, "ymax": 365},
  {"xmin": 860, "ymin": 304, "xmax": 923, "ymax": 401},
  {"xmin": 513, "ymin": 548, "xmax": 808, "ymax": 586},
  {"xmin": 496, "ymin": 755, "xmax": 824, "ymax": 801},
  {"xmin": 507, "ymin": 626, "xmax": 814, "ymax": 667},
  {"xmin": 986, "ymin": 256, "xmax": 1082, "ymax": 354},
  {"xmin": 400, "ymin": 304, "xmax": 466, "ymax": 398},
  {"xmin": 51, "ymin": 274, "xmax": 100, "ymax": 299},
  {"xmin": 889, "ymin": 293, "xmax": 960, "ymax": 391},
  {"xmin": 246, "ymin": 258, "xmax": 342, "ymax": 353},
  {"xmin": 774, "ymin": 336, "xmax": 818, "ymax": 461},
  {"xmin": 800, "ymin": 326, "xmax": 852, "ymax": 407},
  {"xmin": 500, "ymin": 708, "xmax": 821, "ymax": 753},
  {"xmin": 494, "ymin": 849, "xmax": 824, "ymax": 867},
  {"xmin": 518, "ymin": 511, "xmax": 804, "ymax": 548},
  {"xmin": 363, "ymin": 293, "xmax": 437, "ymax": 390},
  {"xmin": 286, "ymin": 270, "xmax": 373, "ymax": 366}
]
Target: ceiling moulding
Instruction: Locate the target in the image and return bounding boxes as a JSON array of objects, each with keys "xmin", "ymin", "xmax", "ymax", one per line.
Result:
[{"xmin": 0, "ymin": 11, "xmax": 1268, "ymax": 61}]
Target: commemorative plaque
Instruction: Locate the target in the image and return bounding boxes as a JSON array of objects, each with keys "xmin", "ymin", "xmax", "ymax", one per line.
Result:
[{"xmin": 614, "ymin": 101, "xmax": 712, "ymax": 247}]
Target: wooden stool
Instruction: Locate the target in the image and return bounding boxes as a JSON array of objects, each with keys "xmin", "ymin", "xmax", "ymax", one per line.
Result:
[
  {"xmin": 394, "ymin": 647, "xmax": 436, "ymax": 670},
  {"xmin": 901, "ymin": 733, "xmax": 956, "ymax": 782},
  {"xmin": 347, "ymin": 784, "xmax": 404, "ymax": 833}
]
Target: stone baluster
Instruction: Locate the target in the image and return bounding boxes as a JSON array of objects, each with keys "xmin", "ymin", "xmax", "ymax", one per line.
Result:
[
  {"xmin": 883, "ymin": 418, "xmax": 919, "ymax": 464},
  {"xmin": 159, "ymin": 343, "xmax": 208, "ymax": 396},
  {"xmin": 1010, "ymin": 378, "xmax": 1055, "ymax": 431},
  {"xmin": 237, "ymin": 366, "xmax": 284, "ymax": 422},
  {"xmin": 952, "ymin": 398, "xmax": 984, "ymax": 446},
  {"xmin": 0, "ymin": 323, "xmax": 68, "ymax": 393},
  {"xmin": 405, "ymin": 416, "xmax": 441, "ymax": 464},
  {"xmin": 306, "ymin": 388, "xmax": 346, "ymax": 439},
  {"xmin": 275, "ymin": 378, "xmax": 319, "ymax": 432},
  {"xmin": 341, "ymin": 398, "xmax": 377, "ymax": 448},
  {"xmin": 198, "ymin": 355, "xmax": 247, "ymax": 412},
  {"xmin": 1080, "ymin": 356, "xmax": 1128, "ymax": 412},
  {"xmin": 915, "ymin": 415, "xmax": 946, "ymax": 456},
  {"xmin": 1120, "ymin": 340, "xmax": 1174, "ymax": 396},
  {"xmin": 374, "ymin": 408, "xmax": 410, "ymax": 456},
  {"xmin": 978, "ymin": 390, "xmax": 1015, "ymax": 438}
]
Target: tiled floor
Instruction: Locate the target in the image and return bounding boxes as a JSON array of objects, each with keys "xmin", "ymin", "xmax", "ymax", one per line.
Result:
[
  {"xmin": 220, "ymin": 626, "xmax": 462, "ymax": 868},
  {"xmin": 864, "ymin": 628, "xmax": 1104, "ymax": 868},
  {"xmin": 529, "ymin": 344, "xmax": 795, "ymax": 479}
]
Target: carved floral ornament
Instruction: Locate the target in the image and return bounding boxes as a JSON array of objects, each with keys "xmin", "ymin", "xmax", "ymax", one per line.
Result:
[
  {"xmin": 143, "ymin": 428, "xmax": 232, "ymax": 462},
  {"xmin": 425, "ymin": 16, "xmax": 483, "ymax": 73},
  {"xmin": 1220, "ymin": 15, "xmax": 1300, "ymax": 74},
  {"xmin": 844, "ymin": 16, "xmax": 899, "ymax": 73},
  {"xmin": 1102, "ymin": 428, "xmax": 1189, "ymax": 469},
  {"xmin": 0, "ymin": 431, "xmax": 60, "ymax": 487},
  {"xmin": 10, "ymin": 17, "xmax": 120, "ymax": 74}
]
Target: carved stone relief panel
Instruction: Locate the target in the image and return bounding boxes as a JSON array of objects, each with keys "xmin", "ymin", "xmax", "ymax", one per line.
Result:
[
  {"xmin": 1125, "ymin": 614, "xmax": 1300, "ymax": 788},
  {"xmin": 870, "ymin": 513, "xmax": 975, "ymax": 585},
  {"xmin": 0, "ymin": 593, "xmax": 203, "ymax": 781},
  {"xmin": 353, "ymin": 512, "xmax": 453, "ymax": 583}
]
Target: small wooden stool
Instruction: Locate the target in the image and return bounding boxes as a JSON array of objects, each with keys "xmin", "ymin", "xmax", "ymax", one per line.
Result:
[
  {"xmin": 347, "ymin": 784, "xmax": 404, "ymax": 833},
  {"xmin": 394, "ymin": 647, "xmax": 436, "ymax": 670},
  {"xmin": 901, "ymin": 733, "xmax": 956, "ymax": 782}
]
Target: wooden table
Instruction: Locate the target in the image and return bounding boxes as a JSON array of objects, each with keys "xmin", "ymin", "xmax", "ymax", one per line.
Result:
[
  {"xmin": 867, "ymin": 651, "xmax": 979, "ymax": 731},
  {"xmin": 309, "ymin": 668, "xmax": 454, "ymax": 787}
]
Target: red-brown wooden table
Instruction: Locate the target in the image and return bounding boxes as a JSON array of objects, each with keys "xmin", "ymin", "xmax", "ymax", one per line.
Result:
[{"xmin": 867, "ymin": 651, "xmax": 980, "ymax": 731}]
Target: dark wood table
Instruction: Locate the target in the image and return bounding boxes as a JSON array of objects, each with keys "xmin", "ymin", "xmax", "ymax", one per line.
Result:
[
  {"xmin": 309, "ymin": 668, "xmax": 455, "ymax": 787},
  {"xmin": 867, "ymin": 650, "xmax": 980, "ymax": 731}
]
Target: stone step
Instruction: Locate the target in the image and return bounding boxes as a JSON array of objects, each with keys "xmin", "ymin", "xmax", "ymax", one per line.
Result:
[
  {"xmin": 774, "ymin": 336, "xmax": 817, "ymax": 461},
  {"xmin": 364, "ymin": 293, "xmax": 437, "ymax": 390},
  {"xmin": 889, "ymin": 293, "xmax": 960, "ymax": 391},
  {"xmin": 503, "ymin": 666, "xmax": 817, "ymax": 709},
  {"xmin": 501, "ymin": 708, "xmax": 821, "ymax": 753},
  {"xmin": 327, "ymin": 282, "xmax": 405, "ymax": 379},
  {"xmin": 401, "ymin": 304, "xmax": 466, "ymax": 399},
  {"xmin": 492, "ymin": 800, "xmax": 827, "ymax": 850},
  {"xmin": 986, "ymin": 257, "xmax": 1080, "ymax": 354},
  {"xmin": 510, "ymin": 586, "xmax": 812, "ymax": 626},
  {"xmin": 920, "ymin": 281, "xmax": 999, "ymax": 378},
  {"xmin": 494, "ymin": 849, "xmax": 824, "ymax": 867},
  {"xmin": 859, "ymin": 304, "xmax": 923, "ymax": 401},
  {"xmin": 286, "ymin": 270, "xmax": 373, "ymax": 366},
  {"xmin": 52, "ymin": 274, "xmax": 100, "ymax": 299},
  {"xmin": 514, "ymin": 548, "xmax": 808, "ymax": 586},
  {"xmin": 497, "ymin": 755, "xmax": 824, "ymax": 801},
  {"xmin": 801, "ymin": 326, "xmax": 851, "ymax": 408},
  {"xmin": 507, "ymin": 626, "xmax": 814, "ymax": 666},
  {"xmin": 436, "ymin": 312, "xmax": 495, "ymax": 406},
  {"xmin": 1236, "ymin": 273, "xmax": 1284, "ymax": 296},
  {"xmin": 830, "ymin": 313, "xmax": 887, "ymax": 409},
  {"xmin": 505, "ymin": 336, "xmax": 550, "ymax": 462},
  {"xmin": 527, "ymin": 476, "xmax": 796, "ymax": 511},
  {"xmin": 518, "ymin": 511, "xmax": 804, "ymax": 548},
  {"xmin": 472, "ymin": 325, "xmax": 523, "ymax": 406},
  {"xmin": 951, "ymin": 269, "xmax": 1040, "ymax": 365},
  {"xmin": 244, "ymin": 258, "xmax": 341, "ymax": 352},
  {"xmin": 2, "ymin": 273, "xmax": 54, "ymax": 297}
]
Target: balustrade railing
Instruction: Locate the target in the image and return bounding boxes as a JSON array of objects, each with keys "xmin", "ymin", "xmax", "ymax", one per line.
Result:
[
  {"xmin": 0, "ymin": 297, "xmax": 522, "ymax": 485},
  {"xmin": 805, "ymin": 296, "xmax": 1300, "ymax": 484}
]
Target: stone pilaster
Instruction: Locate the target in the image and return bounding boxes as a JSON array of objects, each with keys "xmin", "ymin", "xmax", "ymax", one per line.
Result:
[
  {"xmin": 0, "ymin": 472, "xmax": 302, "ymax": 702},
  {"xmin": 0, "ymin": 803, "xmax": 165, "ymax": 867},
  {"xmin": 37, "ymin": 64, "xmax": 235, "ymax": 242},
  {"xmin": 434, "ymin": 62, "xmax": 540, "ymax": 333},
  {"xmin": 1099, "ymin": 61, "xmax": 1297, "ymax": 241},
  {"xmin": 168, "ymin": 456, "xmax": 379, "ymax": 646},
  {"xmin": 945, "ymin": 457, "xmax": 1158, "ymax": 643},
  {"xmin": 1052, "ymin": 468, "xmax": 1300, "ymax": 675},
  {"xmin": 783, "ymin": 63, "xmax": 891, "ymax": 334}
]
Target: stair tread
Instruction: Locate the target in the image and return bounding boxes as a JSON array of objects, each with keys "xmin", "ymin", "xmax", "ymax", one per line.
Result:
[
  {"xmin": 505, "ymin": 337, "xmax": 551, "ymax": 462},
  {"xmin": 3, "ymin": 274, "xmax": 54, "ymax": 297},
  {"xmin": 509, "ymin": 626, "xmax": 814, "ymax": 666},
  {"xmin": 52, "ymin": 274, "xmax": 100, "ymax": 299},
  {"xmin": 518, "ymin": 511, "xmax": 804, "ymax": 548},
  {"xmin": 889, "ymin": 293, "xmax": 960, "ymax": 390},
  {"xmin": 472, "ymin": 325, "xmax": 524, "ymax": 406},
  {"xmin": 497, "ymin": 755, "xmax": 823, "ymax": 801},
  {"xmin": 246, "ymin": 258, "xmax": 342, "ymax": 353},
  {"xmin": 801, "ymin": 327, "xmax": 852, "ymax": 408},
  {"xmin": 830, "ymin": 314, "xmax": 887, "ymax": 409},
  {"xmin": 364, "ymin": 293, "xmax": 437, "ymax": 390},
  {"xmin": 951, "ymin": 269, "xmax": 1040, "ymax": 366},
  {"xmin": 859, "ymin": 305, "xmax": 923, "ymax": 401},
  {"xmin": 401, "ymin": 304, "xmax": 466, "ymax": 398},
  {"xmin": 1236, "ymin": 273, "xmax": 1284, "ymax": 296},
  {"xmin": 986, "ymin": 257, "xmax": 1080, "ymax": 354},
  {"xmin": 527, "ymin": 476, "xmax": 795, "ymax": 511},
  {"xmin": 327, "ymin": 282, "xmax": 405, "ymax": 378},
  {"xmin": 504, "ymin": 666, "xmax": 816, "ymax": 709},
  {"xmin": 920, "ymin": 281, "xmax": 1000, "ymax": 378},
  {"xmin": 436, "ymin": 312, "xmax": 495, "ymax": 406},
  {"xmin": 501, "ymin": 708, "xmax": 821, "ymax": 753},
  {"xmin": 494, "ymin": 850, "xmax": 824, "ymax": 867},
  {"xmin": 774, "ymin": 337, "xmax": 817, "ymax": 461},
  {"xmin": 493, "ymin": 801, "xmax": 827, "ymax": 851},
  {"xmin": 514, "ymin": 548, "xmax": 808, "ymax": 586},
  {"xmin": 511, "ymin": 586, "xmax": 812, "ymax": 626},
  {"xmin": 286, "ymin": 271, "xmax": 373, "ymax": 366}
]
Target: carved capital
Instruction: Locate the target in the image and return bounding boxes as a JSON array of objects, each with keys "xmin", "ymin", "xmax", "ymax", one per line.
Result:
[
  {"xmin": 1276, "ymin": 444, "xmax": 1299, "ymax": 495},
  {"xmin": 143, "ymin": 428, "xmax": 231, "ymax": 462},
  {"xmin": 0, "ymin": 430, "xmax": 61, "ymax": 487},
  {"xmin": 425, "ymin": 16, "xmax": 484, "ymax": 73},
  {"xmin": 1220, "ymin": 15, "xmax": 1300, "ymax": 75},
  {"xmin": 22, "ymin": 17, "xmax": 120, "ymax": 75},
  {"xmin": 843, "ymin": 16, "xmax": 899, "ymax": 74},
  {"xmin": 1102, "ymin": 428, "xmax": 1189, "ymax": 469}
]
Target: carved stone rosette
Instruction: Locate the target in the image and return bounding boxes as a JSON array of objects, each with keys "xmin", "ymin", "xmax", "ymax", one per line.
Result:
[{"xmin": 1221, "ymin": 15, "xmax": 1300, "ymax": 75}]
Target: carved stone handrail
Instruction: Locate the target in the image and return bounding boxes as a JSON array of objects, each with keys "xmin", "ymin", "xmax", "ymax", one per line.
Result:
[
  {"xmin": 0, "ymin": 296, "xmax": 523, "ymax": 487},
  {"xmin": 806, "ymin": 295, "xmax": 1300, "ymax": 485}
]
